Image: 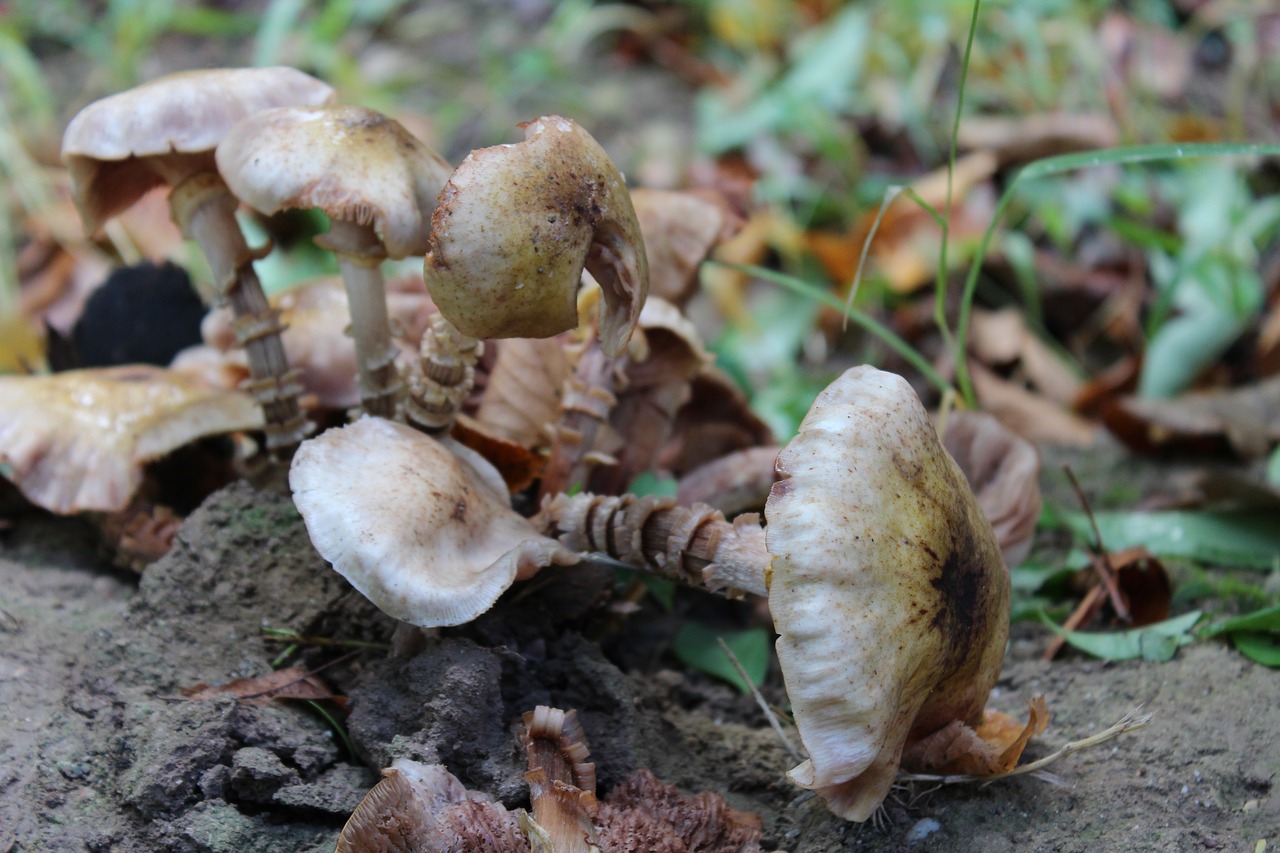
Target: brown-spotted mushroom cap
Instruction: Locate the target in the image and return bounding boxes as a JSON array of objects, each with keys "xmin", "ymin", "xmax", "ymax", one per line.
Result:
[
  {"xmin": 62, "ymin": 67, "xmax": 335, "ymax": 234},
  {"xmin": 216, "ymin": 105, "xmax": 452, "ymax": 260},
  {"xmin": 765, "ymin": 365, "xmax": 1010, "ymax": 821},
  {"xmin": 424, "ymin": 115, "xmax": 648, "ymax": 356},
  {"xmin": 0, "ymin": 365, "xmax": 262, "ymax": 514},
  {"xmin": 289, "ymin": 416, "xmax": 576, "ymax": 627}
]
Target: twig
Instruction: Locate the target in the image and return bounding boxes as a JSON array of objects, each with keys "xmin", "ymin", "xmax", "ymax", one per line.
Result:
[
  {"xmin": 896, "ymin": 706, "xmax": 1153, "ymax": 786},
  {"xmin": 1062, "ymin": 464, "xmax": 1130, "ymax": 621},
  {"xmin": 715, "ymin": 637, "xmax": 804, "ymax": 763}
]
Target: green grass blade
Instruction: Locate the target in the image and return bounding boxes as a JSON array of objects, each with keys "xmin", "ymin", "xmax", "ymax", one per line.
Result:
[{"xmin": 712, "ymin": 260, "xmax": 952, "ymax": 396}]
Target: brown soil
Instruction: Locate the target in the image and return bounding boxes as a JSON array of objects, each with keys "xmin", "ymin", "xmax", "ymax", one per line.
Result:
[{"xmin": 1, "ymin": 470, "xmax": 1277, "ymax": 853}]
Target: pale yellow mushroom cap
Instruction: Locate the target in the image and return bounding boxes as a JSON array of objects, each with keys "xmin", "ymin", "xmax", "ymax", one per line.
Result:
[
  {"xmin": 61, "ymin": 67, "xmax": 335, "ymax": 234},
  {"xmin": 424, "ymin": 115, "xmax": 648, "ymax": 356},
  {"xmin": 289, "ymin": 417, "xmax": 576, "ymax": 627},
  {"xmin": 764, "ymin": 366, "xmax": 1010, "ymax": 821},
  {"xmin": 0, "ymin": 366, "xmax": 263, "ymax": 514},
  {"xmin": 216, "ymin": 105, "xmax": 452, "ymax": 259}
]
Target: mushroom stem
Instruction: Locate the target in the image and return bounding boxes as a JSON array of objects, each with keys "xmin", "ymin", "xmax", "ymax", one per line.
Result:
[
  {"xmin": 535, "ymin": 492, "xmax": 770, "ymax": 596},
  {"xmin": 168, "ymin": 172, "xmax": 311, "ymax": 453},
  {"xmin": 405, "ymin": 312, "xmax": 483, "ymax": 436},
  {"xmin": 537, "ymin": 341, "xmax": 623, "ymax": 501},
  {"xmin": 321, "ymin": 219, "xmax": 402, "ymax": 418}
]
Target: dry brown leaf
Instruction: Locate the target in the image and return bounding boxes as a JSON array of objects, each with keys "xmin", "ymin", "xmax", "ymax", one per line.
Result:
[
  {"xmin": 970, "ymin": 308, "xmax": 1083, "ymax": 406},
  {"xmin": 474, "ymin": 335, "xmax": 573, "ymax": 451},
  {"xmin": 971, "ymin": 362, "xmax": 1098, "ymax": 447},
  {"xmin": 631, "ymin": 187, "xmax": 743, "ymax": 307},
  {"xmin": 941, "ymin": 410, "xmax": 1042, "ymax": 568},
  {"xmin": 957, "ymin": 113, "xmax": 1119, "ymax": 167},
  {"xmin": 660, "ymin": 366, "xmax": 774, "ymax": 477},
  {"xmin": 180, "ymin": 666, "xmax": 340, "ymax": 707},
  {"xmin": 1102, "ymin": 377, "xmax": 1280, "ymax": 458},
  {"xmin": 449, "ymin": 414, "xmax": 543, "ymax": 494},
  {"xmin": 807, "ymin": 151, "xmax": 998, "ymax": 294},
  {"xmin": 902, "ymin": 697, "xmax": 1050, "ymax": 777}
]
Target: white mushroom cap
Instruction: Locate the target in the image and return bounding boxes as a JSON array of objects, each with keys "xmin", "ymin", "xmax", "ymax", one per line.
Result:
[
  {"xmin": 61, "ymin": 67, "xmax": 335, "ymax": 233},
  {"xmin": 424, "ymin": 115, "xmax": 648, "ymax": 356},
  {"xmin": 0, "ymin": 365, "xmax": 263, "ymax": 514},
  {"xmin": 765, "ymin": 366, "xmax": 1010, "ymax": 821},
  {"xmin": 216, "ymin": 105, "xmax": 452, "ymax": 259},
  {"xmin": 289, "ymin": 417, "xmax": 576, "ymax": 627}
]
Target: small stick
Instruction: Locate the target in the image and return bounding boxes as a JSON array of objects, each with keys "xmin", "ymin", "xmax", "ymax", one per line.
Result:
[
  {"xmin": 716, "ymin": 637, "xmax": 803, "ymax": 763},
  {"xmin": 1062, "ymin": 464, "xmax": 1130, "ymax": 622}
]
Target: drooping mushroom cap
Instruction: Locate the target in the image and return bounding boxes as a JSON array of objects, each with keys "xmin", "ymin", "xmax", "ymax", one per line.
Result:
[
  {"xmin": 216, "ymin": 105, "xmax": 453, "ymax": 259},
  {"xmin": 765, "ymin": 366, "xmax": 1010, "ymax": 821},
  {"xmin": 62, "ymin": 67, "xmax": 335, "ymax": 234},
  {"xmin": 289, "ymin": 417, "xmax": 576, "ymax": 627},
  {"xmin": 0, "ymin": 365, "xmax": 262, "ymax": 514},
  {"xmin": 424, "ymin": 115, "xmax": 648, "ymax": 356}
]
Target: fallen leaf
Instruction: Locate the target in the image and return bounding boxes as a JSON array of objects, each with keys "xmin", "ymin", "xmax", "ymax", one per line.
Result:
[
  {"xmin": 971, "ymin": 362, "xmax": 1098, "ymax": 446},
  {"xmin": 1040, "ymin": 610, "xmax": 1202, "ymax": 662},
  {"xmin": 901, "ymin": 697, "xmax": 1050, "ymax": 776},
  {"xmin": 1102, "ymin": 377, "xmax": 1280, "ymax": 459},
  {"xmin": 181, "ymin": 666, "xmax": 342, "ymax": 707}
]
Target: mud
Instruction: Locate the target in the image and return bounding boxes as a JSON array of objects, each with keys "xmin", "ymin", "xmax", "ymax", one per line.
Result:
[{"xmin": 0, "ymin": 476, "xmax": 1276, "ymax": 852}]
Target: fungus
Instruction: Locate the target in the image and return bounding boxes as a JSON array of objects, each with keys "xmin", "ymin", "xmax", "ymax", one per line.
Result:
[
  {"xmin": 61, "ymin": 67, "xmax": 334, "ymax": 452},
  {"xmin": 0, "ymin": 365, "xmax": 261, "ymax": 513},
  {"xmin": 217, "ymin": 105, "xmax": 453, "ymax": 418},
  {"xmin": 423, "ymin": 115, "xmax": 648, "ymax": 357},
  {"xmin": 537, "ymin": 366, "xmax": 1011, "ymax": 821},
  {"xmin": 289, "ymin": 416, "xmax": 575, "ymax": 628}
]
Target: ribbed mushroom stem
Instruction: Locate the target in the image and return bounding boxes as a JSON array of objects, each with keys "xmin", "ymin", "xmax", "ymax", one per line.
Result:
[
  {"xmin": 535, "ymin": 492, "xmax": 770, "ymax": 596},
  {"xmin": 323, "ymin": 219, "xmax": 402, "ymax": 419},
  {"xmin": 405, "ymin": 313, "xmax": 483, "ymax": 436},
  {"xmin": 168, "ymin": 172, "xmax": 311, "ymax": 454},
  {"xmin": 537, "ymin": 341, "xmax": 623, "ymax": 501}
]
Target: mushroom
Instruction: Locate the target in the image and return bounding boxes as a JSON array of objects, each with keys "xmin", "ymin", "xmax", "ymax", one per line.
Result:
[
  {"xmin": 292, "ymin": 366, "xmax": 1015, "ymax": 821},
  {"xmin": 61, "ymin": 67, "xmax": 335, "ymax": 452},
  {"xmin": 423, "ymin": 115, "xmax": 648, "ymax": 358},
  {"xmin": 216, "ymin": 105, "xmax": 453, "ymax": 418},
  {"xmin": 289, "ymin": 416, "xmax": 575, "ymax": 628},
  {"xmin": 0, "ymin": 365, "xmax": 261, "ymax": 514},
  {"xmin": 537, "ymin": 366, "xmax": 1011, "ymax": 821}
]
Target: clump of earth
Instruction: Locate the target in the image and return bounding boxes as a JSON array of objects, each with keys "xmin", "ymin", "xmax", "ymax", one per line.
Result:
[{"xmin": 1, "ymin": 465, "xmax": 1276, "ymax": 852}]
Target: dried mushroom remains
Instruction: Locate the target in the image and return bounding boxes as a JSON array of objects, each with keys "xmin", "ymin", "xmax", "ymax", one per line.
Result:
[{"xmin": 424, "ymin": 115, "xmax": 648, "ymax": 356}]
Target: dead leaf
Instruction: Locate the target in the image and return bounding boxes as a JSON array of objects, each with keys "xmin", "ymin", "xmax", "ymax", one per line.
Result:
[
  {"xmin": 180, "ymin": 666, "xmax": 341, "ymax": 707},
  {"xmin": 971, "ymin": 362, "xmax": 1098, "ymax": 446},
  {"xmin": 450, "ymin": 414, "xmax": 543, "ymax": 493},
  {"xmin": 1101, "ymin": 377, "xmax": 1280, "ymax": 458},
  {"xmin": 902, "ymin": 697, "xmax": 1050, "ymax": 777},
  {"xmin": 957, "ymin": 113, "xmax": 1119, "ymax": 168}
]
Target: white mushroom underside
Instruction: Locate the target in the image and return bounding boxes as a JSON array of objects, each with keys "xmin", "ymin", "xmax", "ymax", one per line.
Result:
[{"xmin": 289, "ymin": 417, "xmax": 573, "ymax": 627}]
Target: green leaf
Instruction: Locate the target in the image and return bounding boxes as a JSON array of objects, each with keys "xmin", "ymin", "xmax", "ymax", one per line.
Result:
[
  {"xmin": 1040, "ymin": 610, "xmax": 1203, "ymax": 662},
  {"xmin": 1199, "ymin": 602, "xmax": 1280, "ymax": 666},
  {"xmin": 1055, "ymin": 509, "xmax": 1280, "ymax": 569},
  {"xmin": 1200, "ymin": 604, "xmax": 1280, "ymax": 636},
  {"xmin": 672, "ymin": 623, "xmax": 771, "ymax": 694},
  {"xmin": 1228, "ymin": 633, "xmax": 1280, "ymax": 667},
  {"xmin": 627, "ymin": 471, "xmax": 678, "ymax": 499}
]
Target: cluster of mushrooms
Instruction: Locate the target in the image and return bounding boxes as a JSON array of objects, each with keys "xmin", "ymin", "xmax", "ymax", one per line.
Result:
[{"xmin": 2, "ymin": 64, "xmax": 1046, "ymax": 837}]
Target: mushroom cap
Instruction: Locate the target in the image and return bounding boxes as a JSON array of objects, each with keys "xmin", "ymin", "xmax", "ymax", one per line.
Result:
[
  {"xmin": 0, "ymin": 365, "xmax": 263, "ymax": 514},
  {"xmin": 289, "ymin": 417, "xmax": 575, "ymax": 627},
  {"xmin": 764, "ymin": 366, "xmax": 1010, "ymax": 821},
  {"xmin": 216, "ymin": 105, "xmax": 452, "ymax": 259},
  {"xmin": 62, "ymin": 67, "xmax": 335, "ymax": 234},
  {"xmin": 424, "ymin": 115, "xmax": 648, "ymax": 356}
]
